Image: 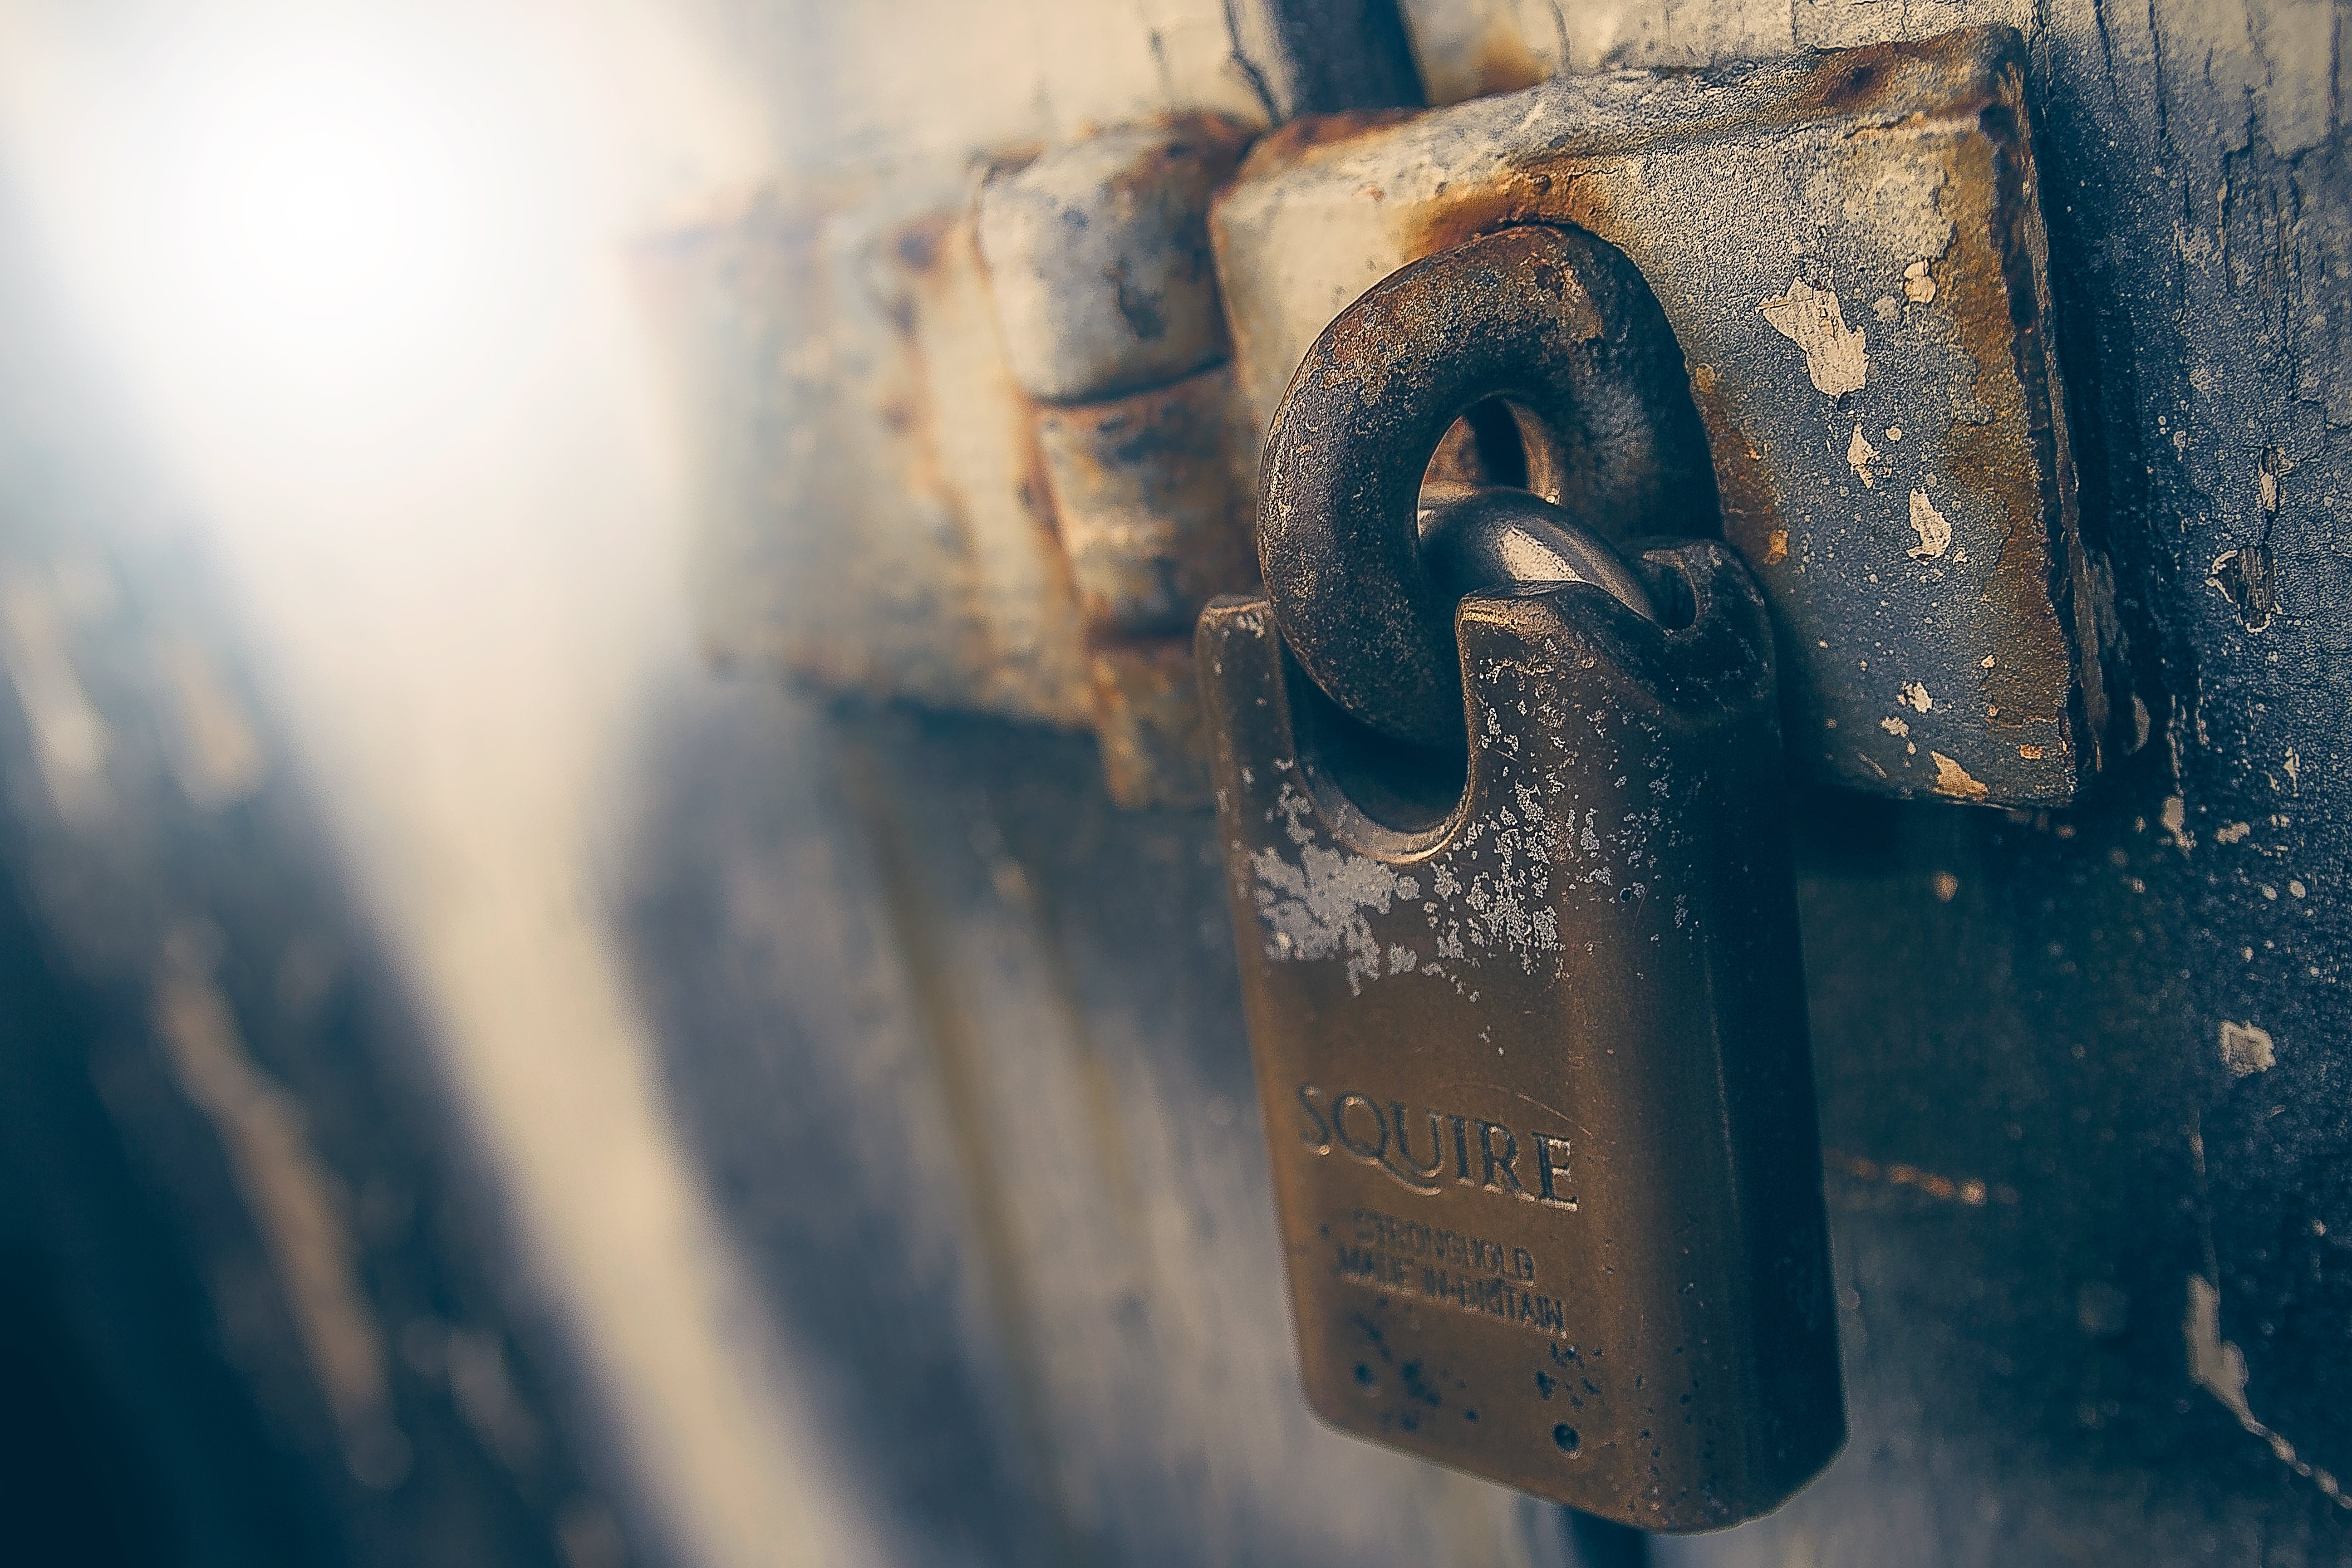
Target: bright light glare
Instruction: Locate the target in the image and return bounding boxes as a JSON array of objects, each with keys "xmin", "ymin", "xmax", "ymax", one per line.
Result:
[
  {"xmin": 159, "ymin": 59, "xmax": 478, "ymax": 372},
  {"xmin": 0, "ymin": 7, "xmax": 886, "ymax": 1566},
  {"xmin": 0, "ymin": 10, "xmax": 578, "ymax": 460}
]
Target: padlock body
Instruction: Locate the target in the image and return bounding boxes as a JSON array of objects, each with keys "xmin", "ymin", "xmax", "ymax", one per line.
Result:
[{"xmin": 1198, "ymin": 542, "xmax": 1842, "ymax": 1530}]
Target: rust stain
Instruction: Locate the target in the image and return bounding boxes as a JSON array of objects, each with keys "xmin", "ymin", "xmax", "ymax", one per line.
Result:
[
  {"xmin": 1231, "ymin": 108, "xmax": 1420, "ymax": 183},
  {"xmin": 1088, "ymin": 637, "xmax": 1213, "ymax": 808},
  {"xmin": 1986, "ymin": 63, "xmax": 2106, "ymax": 779},
  {"xmin": 1799, "ymin": 54, "xmax": 1895, "ymax": 118},
  {"xmin": 1684, "ymin": 365, "xmax": 1785, "ymax": 570},
  {"xmin": 648, "ymin": 163, "xmax": 1242, "ymax": 804},
  {"xmin": 872, "ymin": 214, "xmax": 960, "ymax": 509},
  {"xmin": 1104, "ymin": 114, "xmax": 1254, "ymax": 293},
  {"xmin": 1061, "ymin": 109, "xmax": 1247, "ymax": 157},
  {"xmin": 1016, "ymin": 400, "xmax": 1061, "ymax": 544},
  {"xmin": 974, "ymin": 140, "xmax": 1046, "ymax": 186},
  {"xmin": 1033, "ymin": 371, "xmax": 1256, "ymax": 638},
  {"xmin": 1823, "ymin": 1147, "xmax": 2018, "ymax": 1207},
  {"xmin": 665, "ymin": 29, "xmax": 2094, "ymax": 810},
  {"xmin": 1403, "ymin": 168, "xmax": 1565, "ymax": 263},
  {"xmin": 1785, "ymin": 33, "xmax": 1999, "ymax": 124},
  {"xmin": 1384, "ymin": 157, "xmax": 1776, "ymax": 569},
  {"xmin": 1468, "ymin": 28, "xmax": 1554, "ymax": 99},
  {"xmin": 871, "ymin": 206, "xmax": 1088, "ymax": 721}
]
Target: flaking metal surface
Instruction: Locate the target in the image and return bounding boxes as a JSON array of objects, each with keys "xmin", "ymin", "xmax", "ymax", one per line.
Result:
[
  {"xmin": 1213, "ymin": 27, "xmax": 2119, "ymax": 808},
  {"xmin": 1198, "ymin": 542, "xmax": 1843, "ymax": 1529}
]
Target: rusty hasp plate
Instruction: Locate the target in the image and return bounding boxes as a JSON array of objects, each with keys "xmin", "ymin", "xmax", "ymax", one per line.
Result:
[
  {"xmin": 638, "ymin": 117, "xmax": 1265, "ymax": 809},
  {"xmin": 1197, "ymin": 543, "xmax": 1844, "ymax": 1529},
  {"xmin": 977, "ymin": 117, "xmax": 1253, "ymax": 403},
  {"xmin": 1212, "ymin": 26, "xmax": 2122, "ymax": 807},
  {"xmin": 633, "ymin": 181, "xmax": 1091, "ymax": 727},
  {"xmin": 1034, "ymin": 364, "xmax": 1258, "ymax": 641},
  {"xmin": 992, "ymin": 120, "xmax": 1268, "ymax": 807}
]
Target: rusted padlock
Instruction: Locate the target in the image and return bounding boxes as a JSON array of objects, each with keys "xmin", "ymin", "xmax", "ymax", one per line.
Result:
[{"xmin": 1198, "ymin": 225, "xmax": 1844, "ymax": 1530}]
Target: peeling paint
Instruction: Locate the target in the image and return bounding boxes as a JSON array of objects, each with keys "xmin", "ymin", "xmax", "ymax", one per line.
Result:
[
  {"xmin": 1898, "ymin": 682, "xmax": 1932, "ymax": 713},
  {"xmin": 1759, "ymin": 279, "xmax": 1868, "ymax": 397},
  {"xmin": 2161, "ymin": 794, "xmax": 2193, "ymax": 851},
  {"xmin": 2206, "ymin": 542, "xmax": 2275, "ymax": 632},
  {"xmin": 1247, "ymin": 708, "xmax": 1615, "ymax": 992},
  {"xmin": 1847, "ymin": 425, "xmax": 1881, "ymax": 486},
  {"xmin": 1250, "ymin": 787, "xmax": 1423, "ymax": 995},
  {"xmin": 2219, "ymin": 1019, "xmax": 2275, "ymax": 1077},
  {"xmin": 1208, "ymin": 33, "xmax": 2095, "ymax": 809},
  {"xmin": 1880, "ymin": 716, "xmax": 1910, "ymax": 737},
  {"xmin": 1902, "ymin": 258, "xmax": 1936, "ymax": 304},
  {"xmin": 1906, "ymin": 490, "xmax": 1950, "ymax": 560},
  {"xmin": 1929, "ymin": 751, "xmax": 1987, "ymax": 800},
  {"xmin": 2186, "ymin": 1275, "xmax": 2351, "ymax": 1507}
]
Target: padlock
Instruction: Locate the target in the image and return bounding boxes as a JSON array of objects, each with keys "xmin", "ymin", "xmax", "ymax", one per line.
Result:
[{"xmin": 1197, "ymin": 226, "xmax": 1843, "ymax": 1530}]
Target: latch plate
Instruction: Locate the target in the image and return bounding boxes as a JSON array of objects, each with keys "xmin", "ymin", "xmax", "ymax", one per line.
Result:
[{"xmin": 1213, "ymin": 28, "xmax": 2118, "ymax": 807}]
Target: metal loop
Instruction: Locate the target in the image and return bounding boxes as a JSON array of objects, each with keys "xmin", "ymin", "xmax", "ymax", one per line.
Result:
[
  {"xmin": 1417, "ymin": 486, "xmax": 1656, "ymax": 619},
  {"xmin": 1257, "ymin": 224, "xmax": 1717, "ymax": 749}
]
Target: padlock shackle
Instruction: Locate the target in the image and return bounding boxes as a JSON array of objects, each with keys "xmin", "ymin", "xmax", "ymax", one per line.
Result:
[
  {"xmin": 1257, "ymin": 223, "xmax": 1718, "ymax": 749},
  {"xmin": 1417, "ymin": 486, "xmax": 1657, "ymax": 620}
]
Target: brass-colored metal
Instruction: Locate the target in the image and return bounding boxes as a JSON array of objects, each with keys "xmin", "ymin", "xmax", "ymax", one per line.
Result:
[{"xmin": 1197, "ymin": 536, "xmax": 1844, "ymax": 1529}]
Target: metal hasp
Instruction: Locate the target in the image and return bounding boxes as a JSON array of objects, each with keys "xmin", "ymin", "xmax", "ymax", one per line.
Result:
[
  {"xmin": 1198, "ymin": 524, "xmax": 1843, "ymax": 1526},
  {"xmin": 633, "ymin": 115, "xmax": 1262, "ymax": 810},
  {"xmin": 1213, "ymin": 26, "xmax": 2120, "ymax": 808}
]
